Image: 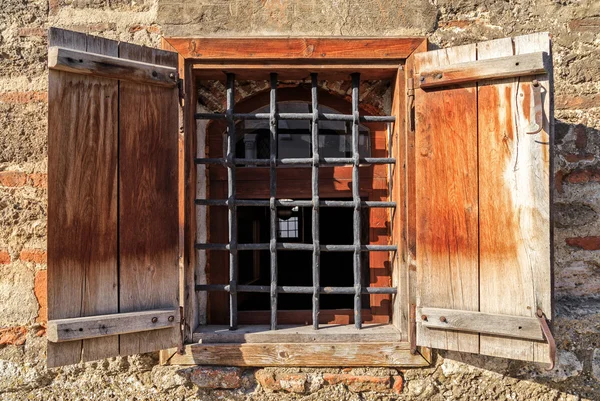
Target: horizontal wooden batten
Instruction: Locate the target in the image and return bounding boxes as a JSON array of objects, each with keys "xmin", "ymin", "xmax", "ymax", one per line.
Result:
[
  {"xmin": 193, "ymin": 324, "xmax": 401, "ymax": 343},
  {"xmin": 416, "ymin": 51, "xmax": 548, "ymax": 88},
  {"xmin": 48, "ymin": 46, "xmax": 178, "ymax": 87},
  {"xmin": 165, "ymin": 37, "xmax": 425, "ymax": 60},
  {"xmin": 47, "ymin": 308, "xmax": 179, "ymax": 343},
  {"xmin": 167, "ymin": 342, "xmax": 430, "ymax": 367},
  {"xmin": 192, "ymin": 62, "xmax": 401, "ymax": 81},
  {"xmin": 417, "ymin": 307, "xmax": 545, "ymax": 341}
]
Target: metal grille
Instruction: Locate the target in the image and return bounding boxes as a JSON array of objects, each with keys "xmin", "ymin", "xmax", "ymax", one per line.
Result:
[{"xmin": 195, "ymin": 73, "xmax": 397, "ymax": 330}]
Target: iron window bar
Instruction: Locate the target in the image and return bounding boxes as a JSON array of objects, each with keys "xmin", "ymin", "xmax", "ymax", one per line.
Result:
[
  {"xmin": 195, "ymin": 199, "xmax": 396, "ymax": 208},
  {"xmin": 195, "ymin": 72, "xmax": 397, "ymax": 331},
  {"xmin": 196, "ymin": 112, "xmax": 395, "ymax": 123},
  {"xmin": 195, "ymin": 243, "xmax": 397, "ymax": 251},
  {"xmin": 195, "ymin": 157, "xmax": 396, "ymax": 165},
  {"xmin": 196, "ymin": 284, "xmax": 397, "ymax": 294}
]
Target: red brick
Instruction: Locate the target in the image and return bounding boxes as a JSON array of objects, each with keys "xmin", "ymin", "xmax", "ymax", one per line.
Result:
[
  {"xmin": 566, "ymin": 236, "xmax": 600, "ymax": 251},
  {"xmin": 0, "ymin": 250, "xmax": 10, "ymax": 264},
  {"xmin": 34, "ymin": 270, "xmax": 47, "ymax": 323},
  {"xmin": 574, "ymin": 125, "xmax": 588, "ymax": 150},
  {"xmin": 255, "ymin": 371, "xmax": 308, "ymax": 393},
  {"xmin": 188, "ymin": 367, "xmax": 242, "ymax": 389},
  {"xmin": 439, "ymin": 19, "xmax": 475, "ymax": 29},
  {"xmin": 128, "ymin": 24, "xmax": 161, "ymax": 34},
  {"xmin": 0, "ymin": 326, "xmax": 27, "ymax": 346},
  {"xmin": 563, "ymin": 167, "xmax": 600, "ymax": 185},
  {"xmin": 29, "ymin": 173, "xmax": 47, "ymax": 188},
  {"xmin": 392, "ymin": 375, "xmax": 404, "ymax": 394},
  {"xmin": 0, "ymin": 171, "xmax": 28, "ymax": 187},
  {"xmin": 569, "ymin": 17, "xmax": 600, "ymax": 33},
  {"xmin": 18, "ymin": 27, "xmax": 47, "ymax": 37},
  {"xmin": 323, "ymin": 374, "xmax": 391, "ymax": 393},
  {"xmin": 563, "ymin": 153, "xmax": 595, "ymax": 162},
  {"xmin": 0, "ymin": 91, "xmax": 48, "ymax": 104},
  {"xmin": 20, "ymin": 249, "xmax": 47, "ymax": 264},
  {"xmin": 555, "ymin": 170, "xmax": 565, "ymax": 194},
  {"xmin": 556, "ymin": 94, "xmax": 600, "ymax": 110}
]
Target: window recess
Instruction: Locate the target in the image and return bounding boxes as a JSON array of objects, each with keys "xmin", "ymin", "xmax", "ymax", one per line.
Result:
[{"xmin": 46, "ymin": 33, "xmax": 554, "ymax": 369}]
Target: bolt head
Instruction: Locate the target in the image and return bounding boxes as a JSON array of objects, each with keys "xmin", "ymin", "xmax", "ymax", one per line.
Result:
[
  {"xmin": 421, "ymin": 314, "xmax": 428, "ymax": 321},
  {"xmin": 151, "ymin": 317, "xmax": 158, "ymax": 323},
  {"xmin": 439, "ymin": 316, "xmax": 447, "ymax": 323},
  {"xmin": 168, "ymin": 316, "xmax": 175, "ymax": 322}
]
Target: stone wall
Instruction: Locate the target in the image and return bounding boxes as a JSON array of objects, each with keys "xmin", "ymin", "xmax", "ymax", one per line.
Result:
[{"xmin": 1, "ymin": 0, "xmax": 599, "ymax": 399}]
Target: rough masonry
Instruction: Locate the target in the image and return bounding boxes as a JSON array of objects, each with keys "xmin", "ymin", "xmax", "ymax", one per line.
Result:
[{"xmin": 1, "ymin": 0, "xmax": 599, "ymax": 399}]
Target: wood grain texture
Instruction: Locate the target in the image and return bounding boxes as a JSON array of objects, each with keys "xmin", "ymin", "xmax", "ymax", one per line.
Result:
[
  {"xmin": 414, "ymin": 43, "xmax": 480, "ymax": 354},
  {"xmin": 48, "ymin": 309, "xmax": 179, "ymax": 342},
  {"xmin": 417, "ymin": 307, "xmax": 544, "ymax": 341},
  {"xmin": 168, "ymin": 342, "xmax": 429, "ymax": 367},
  {"xmin": 478, "ymin": 33, "xmax": 552, "ymax": 363},
  {"xmin": 418, "ymin": 52, "xmax": 547, "ymax": 88},
  {"xmin": 193, "ymin": 324, "xmax": 401, "ymax": 343},
  {"xmin": 47, "ymin": 28, "xmax": 119, "ymax": 368},
  {"xmin": 192, "ymin": 63, "xmax": 399, "ymax": 81},
  {"xmin": 164, "ymin": 37, "xmax": 425, "ymax": 60},
  {"xmin": 118, "ymin": 42, "xmax": 180, "ymax": 356},
  {"xmin": 48, "ymin": 46, "xmax": 178, "ymax": 87},
  {"xmin": 414, "ymin": 33, "xmax": 553, "ymax": 363}
]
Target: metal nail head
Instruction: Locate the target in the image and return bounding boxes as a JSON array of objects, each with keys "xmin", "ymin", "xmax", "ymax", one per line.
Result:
[
  {"xmin": 439, "ymin": 316, "xmax": 447, "ymax": 323},
  {"xmin": 151, "ymin": 317, "xmax": 158, "ymax": 323}
]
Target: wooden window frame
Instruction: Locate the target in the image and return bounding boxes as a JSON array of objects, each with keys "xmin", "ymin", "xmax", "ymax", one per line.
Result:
[{"xmin": 161, "ymin": 37, "xmax": 432, "ymax": 367}]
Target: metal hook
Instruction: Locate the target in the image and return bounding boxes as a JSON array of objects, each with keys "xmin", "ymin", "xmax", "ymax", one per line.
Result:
[
  {"xmin": 536, "ymin": 308, "xmax": 556, "ymax": 371},
  {"xmin": 525, "ymin": 79, "xmax": 544, "ymax": 135}
]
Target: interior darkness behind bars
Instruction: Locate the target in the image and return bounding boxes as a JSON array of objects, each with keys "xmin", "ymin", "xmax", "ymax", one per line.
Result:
[
  {"xmin": 195, "ymin": 73, "xmax": 398, "ymax": 330},
  {"xmin": 237, "ymin": 205, "xmax": 371, "ymax": 311}
]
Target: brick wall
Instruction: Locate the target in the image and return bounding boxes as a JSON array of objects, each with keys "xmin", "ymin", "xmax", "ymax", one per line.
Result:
[{"xmin": 1, "ymin": 0, "xmax": 599, "ymax": 399}]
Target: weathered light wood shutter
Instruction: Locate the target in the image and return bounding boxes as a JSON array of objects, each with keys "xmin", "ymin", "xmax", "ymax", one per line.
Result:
[
  {"xmin": 47, "ymin": 28, "xmax": 180, "ymax": 367},
  {"xmin": 414, "ymin": 32, "xmax": 554, "ymax": 364}
]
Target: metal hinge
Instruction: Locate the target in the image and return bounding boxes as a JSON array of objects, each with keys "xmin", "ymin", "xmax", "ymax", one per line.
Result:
[
  {"xmin": 178, "ymin": 305, "xmax": 185, "ymax": 355},
  {"xmin": 407, "ymin": 77, "xmax": 416, "ymax": 132},
  {"xmin": 177, "ymin": 78, "xmax": 184, "ymax": 101}
]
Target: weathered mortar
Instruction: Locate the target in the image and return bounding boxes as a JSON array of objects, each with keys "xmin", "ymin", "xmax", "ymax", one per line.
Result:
[{"xmin": 1, "ymin": 0, "xmax": 600, "ymax": 399}]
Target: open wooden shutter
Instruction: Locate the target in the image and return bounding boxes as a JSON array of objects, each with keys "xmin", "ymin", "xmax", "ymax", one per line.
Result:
[
  {"xmin": 414, "ymin": 32, "xmax": 554, "ymax": 364},
  {"xmin": 47, "ymin": 28, "xmax": 180, "ymax": 367}
]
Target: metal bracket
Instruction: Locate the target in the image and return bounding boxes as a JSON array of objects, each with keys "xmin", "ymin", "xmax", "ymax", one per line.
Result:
[
  {"xmin": 178, "ymin": 306, "xmax": 185, "ymax": 355},
  {"xmin": 407, "ymin": 77, "xmax": 415, "ymax": 132},
  {"xmin": 525, "ymin": 79, "xmax": 543, "ymax": 135},
  {"xmin": 536, "ymin": 308, "xmax": 556, "ymax": 371}
]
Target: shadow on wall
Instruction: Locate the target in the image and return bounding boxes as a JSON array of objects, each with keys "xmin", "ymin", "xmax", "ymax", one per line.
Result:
[{"xmin": 437, "ymin": 119, "xmax": 600, "ymax": 400}]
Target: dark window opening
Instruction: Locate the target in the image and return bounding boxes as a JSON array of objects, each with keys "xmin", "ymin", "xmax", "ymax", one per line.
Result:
[{"xmin": 237, "ymin": 203, "xmax": 371, "ymax": 311}]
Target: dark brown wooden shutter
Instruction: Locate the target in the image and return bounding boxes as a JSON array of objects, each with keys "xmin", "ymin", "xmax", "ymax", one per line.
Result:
[
  {"xmin": 413, "ymin": 33, "xmax": 554, "ymax": 364},
  {"xmin": 47, "ymin": 28, "xmax": 180, "ymax": 367}
]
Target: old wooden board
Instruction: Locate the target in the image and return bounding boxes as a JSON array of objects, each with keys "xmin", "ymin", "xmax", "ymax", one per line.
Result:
[
  {"xmin": 192, "ymin": 324, "xmax": 401, "ymax": 343},
  {"xmin": 414, "ymin": 43, "xmax": 480, "ymax": 353},
  {"xmin": 418, "ymin": 52, "xmax": 547, "ymax": 88},
  {"xmin": 48, "ymin": 309, "xmax": 179, "ymax": 343},
  {"xmin": 168, "ymin": 342, "xmax": 430, "ymax": 367},
  {"xmin": 118, "ymin": 43, "xmax": 180, "ymax": 356},
  {"xmin": 478, "ymin": 33, "xmax": 552, "ymax": 363},
  {"xmin": 47, "ymin": 28, "xmax": 119, "ymax": 368},
  {"xmin": 48, "ymin": 46, "xmax": 178, "ymax": 87},
  {"xmin": 165, "ymin": 37, "xmax": 425, "ymax": 60}
]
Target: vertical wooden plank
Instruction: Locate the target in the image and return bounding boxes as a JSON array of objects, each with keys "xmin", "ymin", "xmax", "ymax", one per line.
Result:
[
  {"xmin": 390, "ymin": 66, "xmax": 406, "ymax": 334},
  {"xmin": 403, "ymin": 39, "xmax": 427, "ymax": 344},
  {"xmin": 118, "ymin": 43, "xmax": 180, "ymax": 355},
  {"xmin": 47, "ymin": 28, "xmax": 119, "ymax": 367},
  {"xmin": 414, "ymin": 44, "xmax": 479, "ymax": 353},
  {"xmin": 478, "ymin": 33, "xmax": 552, "ymax": 362}
]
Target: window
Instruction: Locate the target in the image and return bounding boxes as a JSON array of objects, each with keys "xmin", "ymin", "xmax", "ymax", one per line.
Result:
[
  {"xmin": 47, "ymin": 31, "xmax": 554, "ymax": 369},
  {"xmin": 196, "ymin": 77, "xmax": 393, "ymax": 328}
]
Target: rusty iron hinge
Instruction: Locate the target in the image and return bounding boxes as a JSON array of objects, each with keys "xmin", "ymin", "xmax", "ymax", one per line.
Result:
[
  {"xmin": 407, "ymin": 77, "xmax": 416, "ymax": 132},
  {"xmin": 536, "ymin": 308, "xmax": 556, "ymax": 371},
  {"xmin": 178, "ymin": 305, "xmax": 185, "ymax": 355},
  {"xmin": 177, "ymin": 78, "xmax": 184, "ymax": 102}
]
